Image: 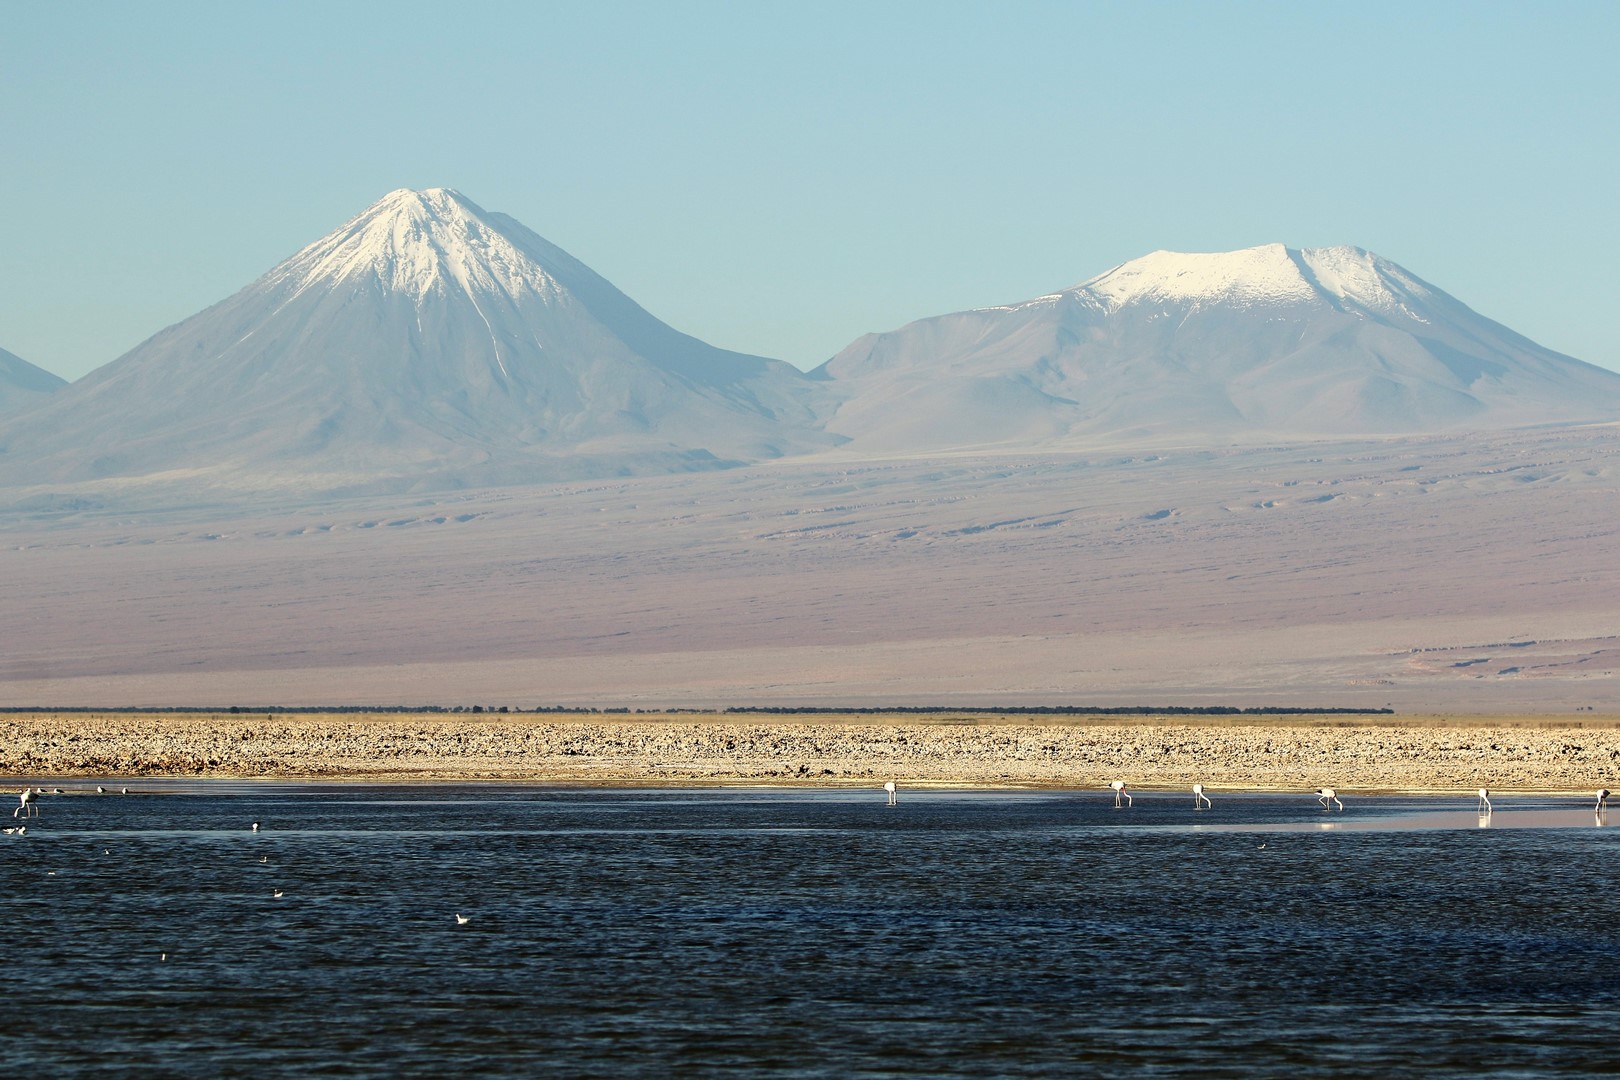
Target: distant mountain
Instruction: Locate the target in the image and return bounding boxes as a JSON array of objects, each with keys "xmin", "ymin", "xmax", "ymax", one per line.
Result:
[
  {"xmin": 0, "ymin": 346, "xmax": 65, "ymax": 415},
  {"xmin": 817, "ymin": 244, "xmax": 1620, "ymax": 452},
  {"xmin": 0, "ymin": 188, "xmax": 837, "ymax": 494},
  {"xmin": 7, "ymin": 222, "xmax": 1617, "ymax": 502}
]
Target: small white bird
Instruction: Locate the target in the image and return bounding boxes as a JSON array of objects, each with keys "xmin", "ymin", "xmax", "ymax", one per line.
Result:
[
  {"xmin": 1316, "ymin": 787, "xmax": 1344, "ymax": 811},
  {"xmin": 1193, "ymin": 783, "xmax": 1212, "ymax": 809},
  {"xmin": 455, "ymin": 913, "xmax": 471, "ymax": 925},
  {"xmin": 1478, "ymin": 788, "xmax": 1492, "ymax": 813},
  {"xmin": 250, "ymin": 821, "xmax": 260, "ymax": 833},
  {"xmin": 883, "ymin": 780, "xmax": 898, "ymax": 806},
  {"xmin": 121, "ymin": 788, "xmax": 129, "ymax": 795},
  {"xmin": 1111, "ymin": 780, "xmax": 1132, "ymax": 808},
  {"xmin": 272, "ymin": 889, "xmax": 284, "ymax": 899},
  {"xmin": 96, "ymin": 786, "xmax": 105, "ymax": 794},
  {"xmin": 260, "ymin": 856, "xmax": 268, "ymax": 863}
]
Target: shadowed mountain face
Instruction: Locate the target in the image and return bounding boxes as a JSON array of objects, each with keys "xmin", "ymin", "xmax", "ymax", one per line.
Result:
[
  {"xmin": 0, "ymin": 188, "xmax": 838, "ymax": 494},
  {"xmin": 816, "ymin": 244, "xmax": 1620, "ymax": 452},
  {"xmin": 0, "ymin": 346, "xmax": 65, "ymax": 415}
]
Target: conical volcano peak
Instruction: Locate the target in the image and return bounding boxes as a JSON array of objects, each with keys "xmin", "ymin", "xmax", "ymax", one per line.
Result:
[
  {"xmin": 0, "ymin": 186, "xmax": 836, "ymax": 492},
  {"xmin": 269, "ymin": 186, "xmax": 566, "ymax": 302}
]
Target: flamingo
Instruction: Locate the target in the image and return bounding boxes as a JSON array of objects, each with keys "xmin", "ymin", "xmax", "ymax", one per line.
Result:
[
  {"xmin": 1111, "ymin": 780, "xmax": 1132, "ymax": 808},
  {"xmin": 14, "ymin": 788, "xmax": 38, "ymax": 819},
  {"xmin": 1597, "ymin": 789, "xmax": 1610, "ymax": 812},
  {"xmin": 1193, "ymin": 783, "xmax": 1212, "ymax": 809},
  {"xmin": 1477, "ymin": 788, "xmax": 1492, "ymax": 813},
  {"xmin": 1315, "ymin": 787, "xmax": 1344, "ymax": 811},
  {"xmin": 883, "ymin": 781, "xmax": 897, "ymax": 806}
]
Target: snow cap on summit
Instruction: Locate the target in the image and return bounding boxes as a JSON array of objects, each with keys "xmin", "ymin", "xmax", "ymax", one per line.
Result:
[
  {"xmin": 1064, "ymin": 243, "xmax": 1430, "ymax": 316},
  {"xmin": 1071, "ymin": 243, "xmax": 1316, "ymax": 308},
  {"xmin": 268, "ymin": 186, "xmax": 576, "ymax": 303}
]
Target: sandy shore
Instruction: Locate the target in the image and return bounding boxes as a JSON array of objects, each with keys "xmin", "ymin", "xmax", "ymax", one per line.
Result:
[{"xmin": 3, "ymin": 711, "xmax": 1619, "ymax": 793}]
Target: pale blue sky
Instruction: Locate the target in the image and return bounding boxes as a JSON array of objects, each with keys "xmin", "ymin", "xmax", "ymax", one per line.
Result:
[{"xmin": 3, "ymin": 1, "xmax": 1616, "ymax": 379}]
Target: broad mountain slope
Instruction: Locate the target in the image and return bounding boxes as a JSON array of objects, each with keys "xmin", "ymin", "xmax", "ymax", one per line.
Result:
[
  {"xmin": 817, "ymin": 244, "xmax": 1620, "ymax": 452},
  {"xmin": 0, "ymin": 346, "xmax": 65, "ymax": 415},
  {"xmin": 0, "ymin": 188, "xmax": 837, "ymax": 494}
]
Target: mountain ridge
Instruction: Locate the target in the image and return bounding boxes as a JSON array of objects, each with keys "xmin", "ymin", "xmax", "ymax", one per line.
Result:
[
  {"xmin": 0, "ymin": 345, "xmax": 66, "ymax": 415},
  {"xmin": 2, "ymin": 199, "xmax": 1617, "ymax": 502},
  {"xmin": 814, "ymin": 243, "xmax": 1620, "ymax": 451}
]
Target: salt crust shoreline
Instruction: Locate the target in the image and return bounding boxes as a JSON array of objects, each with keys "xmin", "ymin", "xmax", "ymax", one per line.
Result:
[{"xmin": 3, "ymin": 712, "xmax": 1619, "ymax": 794}]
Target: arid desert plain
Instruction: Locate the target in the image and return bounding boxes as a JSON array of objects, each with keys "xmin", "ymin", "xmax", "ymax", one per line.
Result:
[{"xmin": 3, "ymin": 425, "xmax": 1616, "ymax": 716}]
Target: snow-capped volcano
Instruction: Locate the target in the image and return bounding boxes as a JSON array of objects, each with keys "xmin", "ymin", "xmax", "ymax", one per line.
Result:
[
  {"xmin": 818, "ymin": 243, "xmax": 1620, "ymax": 451},
  {"xmin": 0, "ymin": 188, "xmax": 836, "ymax": 492},
  {"xmin": 0, "ymin": 346, "xmax": 65, "ymax": 415}
]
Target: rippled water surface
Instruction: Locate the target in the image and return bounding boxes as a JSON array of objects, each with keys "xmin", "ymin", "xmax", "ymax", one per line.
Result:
[{"xmin": 4, "ymin": 785, "xmax": 1617, "ymax": 1076}]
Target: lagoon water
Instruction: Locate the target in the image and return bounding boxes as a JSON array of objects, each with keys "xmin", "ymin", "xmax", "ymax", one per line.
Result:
[{"xmin": 4, "ymin": 785, "xmax": 1618, "ymax": 1076}]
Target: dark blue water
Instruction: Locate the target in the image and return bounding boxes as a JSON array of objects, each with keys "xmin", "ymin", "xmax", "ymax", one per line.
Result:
[{"xmin": 3, "ymin": 785, "xmax": 1618, "ymax": 1076}]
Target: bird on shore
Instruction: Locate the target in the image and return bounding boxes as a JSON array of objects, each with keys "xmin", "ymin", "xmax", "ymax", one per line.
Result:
[
  {"xmin": 1478, "ymin": 788, "xmax": 1492, "ymax": 813},
  {"xmin": 1193, "ymin": 783, "xmax": 1212, "ymax": 810},
  {"xmin": 1597, "ymin": 789, "xmax": 1611, "ymax": 812},
  {"xmin": 96, "ymin": 786, "xmax": 105, "ymax": 794},
  {"xmin": 883, "ymin": 780, "xmax": 898, "ymax": 806},
  {"xmin": 1111, "ymin": 780, "xmax": 1132, "ymax": 808},
  {"xmin": 455, "ymin": 913, "xmax": 471, "ymax": 925},
  {"xmin": 1316, "ymin": 787, "xmax": 1344, "ymax": 811}
]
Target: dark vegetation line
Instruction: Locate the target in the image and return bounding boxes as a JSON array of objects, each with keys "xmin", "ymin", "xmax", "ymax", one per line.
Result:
[{"xmin": 1, "ymin": 704, "xmax": 1396, "ymax": 716}]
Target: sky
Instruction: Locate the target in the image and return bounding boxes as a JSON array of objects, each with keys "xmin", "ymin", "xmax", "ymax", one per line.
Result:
[{"xmin": 3, "ymin": 0, "xmax": 1617, "ymax": 380}]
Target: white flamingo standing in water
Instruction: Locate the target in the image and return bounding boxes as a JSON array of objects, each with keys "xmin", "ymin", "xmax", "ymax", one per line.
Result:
[
  {"xmin": 883, "ymin": 781, "xmax": 898, "ymax": 806},
  {"xmin": 1111, "ymin": 780, "xmax": 1132, "ymax": 808},
  {"xmin": 1193, "ymin": 783, "xmax": 1212, "ymax": 810},
  {"xmin": 15, "ymin": 788, "xmax": 38, "ymax": 819},
  {"xmin": 1477, "ymin": 788, "xmax": 1492, "ymax": 813},
  {"xmin": 1315, "ymin": 787, "xmax": 1343, "ymax": 811},
  {"xmin": 1597, "ymin": 789, "xmax": 1610, "ymax": 813}
]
